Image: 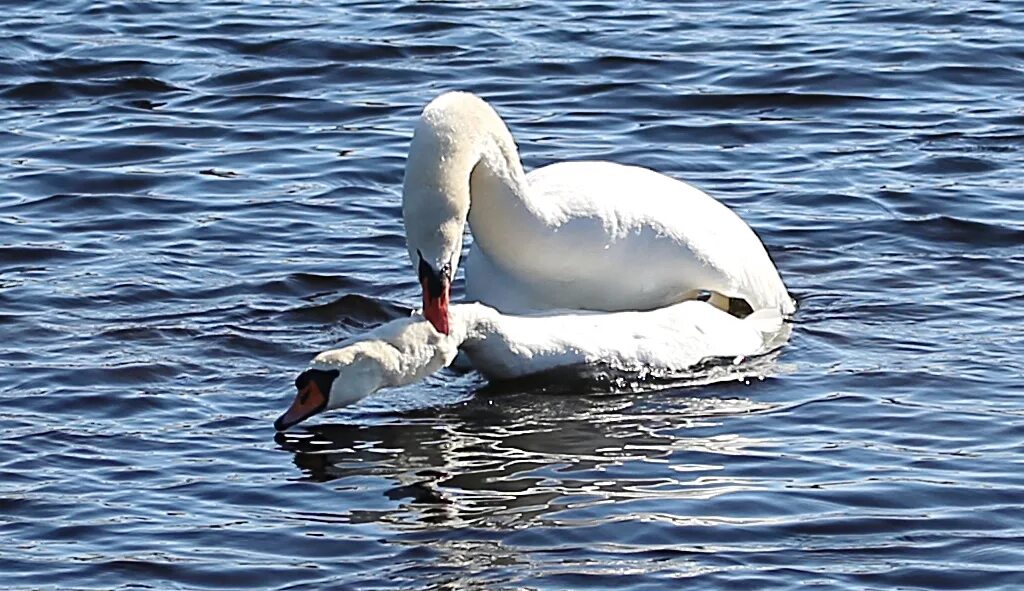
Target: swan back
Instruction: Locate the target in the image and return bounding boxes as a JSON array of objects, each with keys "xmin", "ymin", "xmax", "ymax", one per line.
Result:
[
  {"xmin": 466, "ymin": 161, "xmax": 795, "ymax": 315},
  {"xmin": 456, "ymin": 300, "xmax": 782, "ymax": 380}
]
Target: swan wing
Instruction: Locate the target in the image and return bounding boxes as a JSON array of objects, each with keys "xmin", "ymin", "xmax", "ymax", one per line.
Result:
[
  {"xmin": 461, "ymin": 300, "xmax": 783, "ymax": 380},
  {"xmin": 466, "ymin": 161, "xmax": 793, "ymax": 315}
]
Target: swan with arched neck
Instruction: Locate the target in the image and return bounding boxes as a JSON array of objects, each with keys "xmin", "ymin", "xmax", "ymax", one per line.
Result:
[{"xmin": 402, "ymin": 91, "xmax": 794, "ymax": 335}]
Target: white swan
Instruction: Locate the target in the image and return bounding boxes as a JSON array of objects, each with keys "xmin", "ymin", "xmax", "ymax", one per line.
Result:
[
  {"xmin": 274, "ymin": 301, "xmax": 784, "ymax": 430},
  {"xmin": 402, "ymin": 91, "xmax": 794, "ymax": 335}
]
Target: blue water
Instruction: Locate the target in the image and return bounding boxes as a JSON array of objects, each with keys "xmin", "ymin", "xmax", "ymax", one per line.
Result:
[{"xmin": 2, "ymin": 1, "xmax": 1023, "ymax": 589}]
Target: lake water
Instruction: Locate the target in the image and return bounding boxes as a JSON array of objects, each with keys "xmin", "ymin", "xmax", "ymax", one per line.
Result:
[{"xmin": 2, "ymin": 1, "xmax": 1023, "ymax": 589}]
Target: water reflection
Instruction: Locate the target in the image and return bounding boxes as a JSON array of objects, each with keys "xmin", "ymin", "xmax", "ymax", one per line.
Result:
[{"xmin": 275, "ymin": 371, "xmax": 780, "ymax": 531}]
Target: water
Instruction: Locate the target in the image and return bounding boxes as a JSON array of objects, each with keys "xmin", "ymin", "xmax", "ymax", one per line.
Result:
[{"xmin": 2, "ymin": 1, "xmax": 1023, "ymax": 588}]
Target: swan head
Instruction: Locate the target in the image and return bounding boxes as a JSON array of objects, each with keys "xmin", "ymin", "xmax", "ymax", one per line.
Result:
[
  {"xmin": 403, "ymin": 92, "xmax": 508, "ymax": 334},
  {"xmin": 273, "ymin": 315, "xmax": 464, "ymax": 430},
  {"xmin": 415, "ymin": 248, "xmax": 455, "ymax": 336},
  {"xmin": 274, "ymin": 343, "xmax": 389, "ymax": 431}
]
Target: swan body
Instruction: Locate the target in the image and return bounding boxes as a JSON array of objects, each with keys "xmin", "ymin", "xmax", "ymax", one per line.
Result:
[
  {"xmin": 402, "ymin": 92, "xmax": 794, "ymax": 334},
  {"xmin": 274, "ymin": 301, "xmax": 784, "ymax": 429},
  {"xmin": 454, "ymin": 301, "xmax": 782, "ymax": 381}
]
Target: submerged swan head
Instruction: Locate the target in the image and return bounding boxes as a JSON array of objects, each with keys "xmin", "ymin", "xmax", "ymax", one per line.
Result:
[{"xmin": 402, "ymin": 91, "xmax": 522, "ymax": 334}]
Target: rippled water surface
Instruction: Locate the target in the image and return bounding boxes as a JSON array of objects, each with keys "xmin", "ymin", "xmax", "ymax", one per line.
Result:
[{"xmin": 2, "ymin": 1, "xmax": 1023, "ymax": 589}]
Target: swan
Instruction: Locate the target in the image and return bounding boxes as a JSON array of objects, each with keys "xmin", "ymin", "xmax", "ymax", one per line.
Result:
[
  {"xmin": 402, "ymin": 91, "xmax": 794, "ymax": 335},
  {"xmin": 274, "ymin": 301, "xmax": 784, "ymax": 430}
]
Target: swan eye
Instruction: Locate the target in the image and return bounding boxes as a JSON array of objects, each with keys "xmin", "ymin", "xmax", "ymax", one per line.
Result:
[
  {"xmin": 417, "ymin": 253, "xmax": 434, "ymax": 283},
  {"xmin": 416, "ymin": 250, "xmax": 452, "ymax": 283}
]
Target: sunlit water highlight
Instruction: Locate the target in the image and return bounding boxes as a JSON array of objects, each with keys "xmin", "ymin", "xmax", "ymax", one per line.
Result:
[{"xmin": 1, "ymin": 1, "xmax": 1023, "ymax": 589}]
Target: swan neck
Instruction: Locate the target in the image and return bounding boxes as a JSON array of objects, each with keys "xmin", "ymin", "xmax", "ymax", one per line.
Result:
[
  {"xmin": 469, "ymin": 131, "xmax": 530, "ymax": 209},
  {"xmin": 403, "ymin": 93, "xmax": 534, "ymax": 276}
]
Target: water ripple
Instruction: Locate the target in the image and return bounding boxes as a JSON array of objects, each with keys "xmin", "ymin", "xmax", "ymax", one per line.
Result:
[{"xmin": 1, "ymin": 0, "xmax": 1023, "ymax": 589}]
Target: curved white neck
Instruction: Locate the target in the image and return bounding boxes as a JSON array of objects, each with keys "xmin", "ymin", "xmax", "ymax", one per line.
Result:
[{"xmin": 402, "ymin": 92, "xmax": 535, "ymax": 273}]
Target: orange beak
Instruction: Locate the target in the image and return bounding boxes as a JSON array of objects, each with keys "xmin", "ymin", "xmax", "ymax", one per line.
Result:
[
  {"xmin": 421, "ymin": 276, "xmax": 450, "ymax": 335},
  {"xmin": 275, "ymin": 380, "xmax": 327, "ymax": 431}
]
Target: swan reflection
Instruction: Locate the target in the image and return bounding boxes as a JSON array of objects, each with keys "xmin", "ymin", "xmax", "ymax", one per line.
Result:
[{"xmin": 275, "ymin": 353, "xmax": 786, "ymax": 531}]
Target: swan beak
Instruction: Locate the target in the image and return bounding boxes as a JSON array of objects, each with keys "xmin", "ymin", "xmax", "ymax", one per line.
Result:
[
  {"xmin": 420, "ymin": 276, "xmax": 450, "ymax": 335},
  {"xmin": 417, "ymin": 251, "xmax": 452, "ymax": 335},
  {"xmin": 274, "ymin": 369, "xmax": 337, "ymax": 431}
]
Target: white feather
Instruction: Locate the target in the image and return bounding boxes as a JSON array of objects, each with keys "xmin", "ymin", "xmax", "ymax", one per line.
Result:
[
  {"xmin": 306, "ymin": 301, "xmax": 785, "ymax": 411},
  {"xmin": 402, "ymin": 91, "xmax": 794, "ymax": 316}
]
